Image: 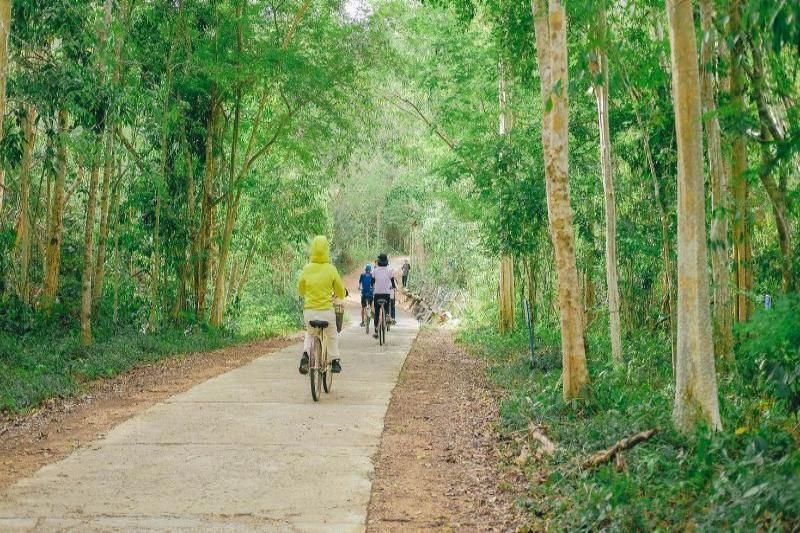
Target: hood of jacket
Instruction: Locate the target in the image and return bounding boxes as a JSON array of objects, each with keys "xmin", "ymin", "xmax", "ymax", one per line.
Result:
[{"xmin": 309, "ymin": 235, "xmax": 331, "ymax": 264}]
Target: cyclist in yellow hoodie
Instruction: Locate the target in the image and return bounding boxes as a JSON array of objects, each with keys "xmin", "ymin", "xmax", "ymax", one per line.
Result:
[{"xmin": 297, "ymin": 236, "xmax": 346, "ymax": 375}]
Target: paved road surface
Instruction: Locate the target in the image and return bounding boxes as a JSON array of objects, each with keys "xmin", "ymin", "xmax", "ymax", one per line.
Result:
[{"xmin": 0, "ymin": 297, "xmax": 418, "ymax": 531}]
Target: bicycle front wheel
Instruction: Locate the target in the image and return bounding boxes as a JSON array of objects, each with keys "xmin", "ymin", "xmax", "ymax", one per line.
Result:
[{"xmin": 310, "ymin": 336, "xmax": 322, "ymax": 402}]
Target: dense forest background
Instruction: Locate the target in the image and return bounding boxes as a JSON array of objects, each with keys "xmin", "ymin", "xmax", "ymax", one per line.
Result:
[{"xmin": 0, "ymin": 0, "xmax": 798, "ymax": 528}]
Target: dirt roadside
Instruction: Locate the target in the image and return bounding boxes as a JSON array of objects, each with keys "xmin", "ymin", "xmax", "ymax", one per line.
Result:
[
  {"xmin": 0, "ymin": 334, "xmax": 299, "ymax": 492},
  {"xmin": 367, "ymin": 326, "xmax": 526, "ymax": 531}
]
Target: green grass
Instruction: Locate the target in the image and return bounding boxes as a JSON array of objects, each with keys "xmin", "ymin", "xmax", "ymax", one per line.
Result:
[
  {"xmin": 458, "ymin": 306, "xmax": 800, "ymax": 531},
  {"xmin": 0, "ymin": 316, "xmax": 302, "ymax": 416}
]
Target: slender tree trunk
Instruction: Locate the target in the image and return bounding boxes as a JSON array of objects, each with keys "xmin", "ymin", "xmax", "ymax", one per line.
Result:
[
  {"xmin": 699, "ymin": 0, "xmax": 733, "ymax": 358},
  {"xmin": 196, "ymin": 95, "xmax": 219, "ymax": 318},
  {"xmin": 42, "ymin": 109, "xmax": 70, "ymax": 311},
  {"xmin": 80, "ymin": 155, "xmax": 101, "ymax": 346},
  {"xmin": 589, "ymin": 5, "xmax": 622, "ymax": 363},
  {"xmin": 0, "ymin": 0, "xmax": 10, "ymax": 217},
  {"xmin": 498, "ymin": 63, "xmax": 515, "ymax": 334},
  {"xmin": 210, "ymin": 191, "xmax": 239, "ymax": 326},
  {"xmin": 15, "ymin": 105, "xmax": 36, "ymax": 303},
  {"xmin": 729, "ymin": 0, "xmax": 751, "ymax": 322},
  {"xmin": 532, "ymin": 0, "xmax": 589, "ymax": 400},
  {"xmin": 666, "ymin": 0, "xmax": 722, "ymax": 432},
  {"xmin": 92, "ymin": 0, "xmax": 122, "ymax": 313},
  {"xmin": 111, "ymin": 170, "xmax": 122, "ymax": 325}
]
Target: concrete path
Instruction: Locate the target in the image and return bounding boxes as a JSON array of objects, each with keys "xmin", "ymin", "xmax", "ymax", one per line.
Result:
[{"xmin": 0, "ymin": 304, "xmax": 418, "ymax": 531}]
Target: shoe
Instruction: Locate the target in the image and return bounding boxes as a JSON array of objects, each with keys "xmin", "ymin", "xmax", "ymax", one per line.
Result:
[
  {"xmin": 359, "ymin": 321, "xmax": 365, "ymax": 327},
  {"xmin": 373, "ymin": 333, "xmax": 379, "ymax": 339},
  {"xmin": 332, "ymin": 359, "xmax": 342, "ymax": 373},
  {"xmin": 299, "ymin": 352, "xmax": 309, "ymax": 375},
  {"xmin": 390, "ymin": 319, "xmax": 397, "ymax": 325}
]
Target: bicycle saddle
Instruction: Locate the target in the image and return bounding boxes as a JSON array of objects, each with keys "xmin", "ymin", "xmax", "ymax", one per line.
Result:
[
  {"xmin": 375, "ymin": 299, "xmax": 388, "ymax": 304},
  {"xmin": 309, "ymin": 320, "xmax": 329, "ymax": 328}
]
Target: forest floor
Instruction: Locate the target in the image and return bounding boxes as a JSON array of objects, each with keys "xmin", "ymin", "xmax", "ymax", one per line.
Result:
[
  {"xmin": 367, "ymin": 326, "xmax": 527, "ymax": 531},
  {"xmin": 0, "ymin": 335, "xmax": 299, "ymax": 492}
]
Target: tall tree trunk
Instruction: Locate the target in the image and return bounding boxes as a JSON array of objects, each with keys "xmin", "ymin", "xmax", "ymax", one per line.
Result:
[
  {"xmin": 498, "ymin": 63, "xmax": 515, "ymax": 334},
  {"xmin": 196, "ymin": 94, "xmax": 219, "ymax": 318},
  {"xmin": 532, "ymin": 0, "xmax": 589, "ymax": 400},
  {"xmin": 14, "ymin": 105, "xmax": 36, "ymax": 303},
  {"xmin": 80, "ymin": 155, "xmax": 101, "ymax": 346},
  {"xmin": 699, "ymin": 0, "xmax": 733, "ymax": 358},
  {"xmin": 666, "ymin": 0, "xmax": 722, "ymax": 432},
  {"xmin": 210, "ymin": 191, "xmax": 239, "ymax": 326},
  {"xmin": 42, "ymin": 109, "xmax": 70, "ymax": 311},
  {"xmin": 589, "ymin": 4, "xmax": 622, "ymax": 363},
  {"xmin": 729, "ymin": 0, "xmax": 751, "ymax": 322},
  {"xmin": 0, "ymin": 0, "xmax": 10, "ymax": 216}
]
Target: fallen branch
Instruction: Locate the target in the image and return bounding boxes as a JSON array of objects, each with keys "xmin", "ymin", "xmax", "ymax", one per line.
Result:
[{"xmin": 582, "ymin": 429, "xmax": 658, "ymax": 470}]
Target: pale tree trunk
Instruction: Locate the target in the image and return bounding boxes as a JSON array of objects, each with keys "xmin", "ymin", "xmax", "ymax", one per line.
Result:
[
  {"xmin": 666, "ymin": 0, "xmax": 722, "ymax": 432},
  {"xmin": 699, "ymin": 0, "xmax": 733, "ymax": 358},
  {"xmin": 499, "ymin": 255, "xmax": 515, "ymax": 332},
  {"xmin": 14, "ymin": 105, "xmax": 36, "ymax": 303},
  {"xmin": 498, "ymin": 63, "xmax": 515, "ymax": 334},
  {"xmin": 80, "ymin": 156, "xmax": 101, "ymax": 346},
  {"xmin": 532, "ymin": 0, "xmax": 589, "ymax": 401},
  {"xmin": 42, "ymin": 109, "xmax": 70, "ymax": 311},
  {"xmin": 0, "ymin": 0, "xmax": 10, "ymax": 216},
  {"xmin": 729, "ymin": 0, "xmax": 751, "ymax": 322},
  {"xmin": 589, "ymin": 5, "xmax": 622, "ymax": 363}
]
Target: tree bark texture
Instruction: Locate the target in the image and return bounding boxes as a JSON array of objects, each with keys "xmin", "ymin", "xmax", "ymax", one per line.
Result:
[
  {"xmin": 666, "ymin": 0, "xmax": 722, "ymax": 432},
  {"xmin": 42, "ymin": 109, "xmax": 70, "ymax": 311},
  {"xmin": 0, "ymin": 0, "xmax": 10, "ymax": 216},
  {"xmin": 699, "ymin": 0, "xmax": 733, "ymax": 358},
  {"xmin": 532, "ymin": 0, "xmax": 589, "ymax": 400},
  {"xmin": 590, "ymin": 5, "xmax": 622, "ymax": 363}
]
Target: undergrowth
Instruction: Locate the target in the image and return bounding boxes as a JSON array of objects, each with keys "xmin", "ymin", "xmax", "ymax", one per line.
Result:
[
  {"xmin": 0, "ymin": 293, "xmax": 301, "ymax": 414},
  {"xmin": 458, "ymin": 297, "xmax": 800, "ymax": 531}
]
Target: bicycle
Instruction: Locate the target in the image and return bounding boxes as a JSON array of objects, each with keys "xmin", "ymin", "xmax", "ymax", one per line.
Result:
[
  {"xmin": 307, "ymin": 319, "xmax": 333, "ymax": 402},
  {"xmin": 375, "ymin": 297, "xmax": 389, "ymax": 346},
  {"xmin": 363, "ymin": 303, "xmax": 373, "ymax": 335}
]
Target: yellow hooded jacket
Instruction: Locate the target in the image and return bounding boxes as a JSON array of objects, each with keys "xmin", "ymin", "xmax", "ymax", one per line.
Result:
[{"xmin": 298, "ymin": 236, "xmax": 346, "ymax": 311}]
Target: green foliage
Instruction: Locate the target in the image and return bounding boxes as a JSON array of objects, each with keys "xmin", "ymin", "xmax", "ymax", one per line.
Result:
[
  {"xmin": 0, "ymin": 323, "xmax": 247, "ymax": 414},
  {"xmin": 458, "ymin": 316, "xmax": 800, "ymax": 530}
]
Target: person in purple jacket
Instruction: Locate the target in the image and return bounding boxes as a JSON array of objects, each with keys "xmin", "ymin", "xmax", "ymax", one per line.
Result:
[{"xmin": 370, "ymin": 253, "xmax": 396, "ymax": 336}]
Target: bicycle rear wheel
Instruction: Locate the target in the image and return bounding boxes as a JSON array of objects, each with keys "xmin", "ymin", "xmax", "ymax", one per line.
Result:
[
  {"xmin": 323, "ymin": 360, "xmax": 333, "ymax": 393},
  {"xmin": 379, "ymin": 310, "xmax": 385, "ymax": 346},
  {"xmin": 310, "ymin": 336, "xmax": 322, "ymax": 402},
  {"xmin": 365, "ymin": 310, "xmax": 370, "ymax": 334}
]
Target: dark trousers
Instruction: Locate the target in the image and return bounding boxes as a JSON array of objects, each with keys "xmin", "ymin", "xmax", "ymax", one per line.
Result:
[
  {"xmin": 373, "ymin": 294, "xmax": 391, "ymax": 328},
  {"xmin": 402, "ymin": 274, "xmax": 408, "ymax": 287},
  {"xmin": 390, "ymin": 297, "xmax": 396, "ymax": 319}
]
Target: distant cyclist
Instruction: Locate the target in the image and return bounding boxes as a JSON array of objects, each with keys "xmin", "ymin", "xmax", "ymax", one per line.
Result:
[
  {"xmin": 297, "ymin": 236, "xmax": 345, "ymax": 375},
  {"xmin": 401, "ymin": 259, "xmax": 411, "ymax": 288},
  {"xmin": 358, "ymin": 264, "xmax": 374, "ymax": 327},
  {"xmin": 371, "ymin": 253, "xmax": 396, "ymax": 337}
]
